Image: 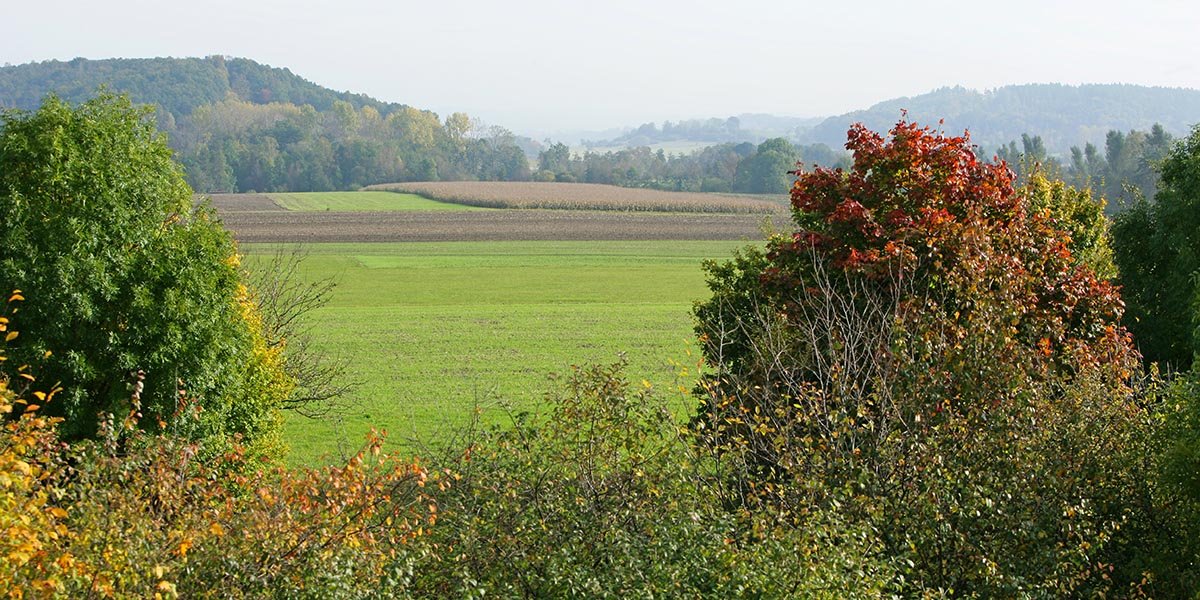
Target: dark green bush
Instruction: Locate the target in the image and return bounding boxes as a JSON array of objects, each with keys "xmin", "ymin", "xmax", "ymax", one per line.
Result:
[{"xmin": 0, "ymin": 94, "xmax": 289, "ymax": 451}]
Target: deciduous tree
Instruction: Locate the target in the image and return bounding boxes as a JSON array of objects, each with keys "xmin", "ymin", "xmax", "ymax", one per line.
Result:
[
  {"xmin": 0, "ymin": 94, "xmax": 289, "ymax": 449},
  {"xmin": 694, "ymin": 119, "xmax": 1162, "ymax": 594}
]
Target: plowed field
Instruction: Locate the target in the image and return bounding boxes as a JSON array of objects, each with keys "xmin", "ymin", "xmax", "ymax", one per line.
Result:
[{"xmin": 217, "ymin": 209, "xmax": 773, "ymax": 243}]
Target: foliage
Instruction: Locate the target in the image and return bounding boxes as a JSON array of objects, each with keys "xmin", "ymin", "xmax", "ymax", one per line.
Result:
[
  {"xmin": 413, "ymin": 359, "xmax": 897, "ymax": 598},
  {"xmin": 693, "ymin": 119, "xmax": 1171, "ymax": 594},
  {"xmin": 1112, "ymin": 125, "xmax": 1200, "ymax": 371},
  {"xmin": 0, "ymin": 94, "xmax": 288, "ymax": 449},
  {"xmin": 0, "ymin": 56, "xmax": 391, "ymax": 120},
  {"xmin": 1154, "ymin": 373, "xmax": 1200, "ymax": 586},
  {"xmin": 0, "ymin": 303, "xmax": 436, "ymax": 598},
  {"xmin": 0, "ymin": 299, "xmax": 77, "ymax": 595},
  {"xmin": 58, "ymin": 421, "xmax": 433, "ymax": 597},
  {"xmin": 1022, "ymin": 171, "xmax": 1116, "ymax": 279},
  {"xmin": 732, "ymin": 138, "xmax": 800, "ymax": 194}
]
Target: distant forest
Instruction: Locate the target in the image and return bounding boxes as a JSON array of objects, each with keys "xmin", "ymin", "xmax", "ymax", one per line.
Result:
[
  {"xmin": 0, "ymin": 58, "xmax": 1195, "ymax": 201},
  {"xmin": 580, "ymin": 114, "xmax": 822, "ymax": 148},
  {"xmin": 534, "ymin": 138, "xmax": 848, "ymax": 194},
  {"xmin": 0, "ymin": 57, "xmax": 536, "ymax": 192}
]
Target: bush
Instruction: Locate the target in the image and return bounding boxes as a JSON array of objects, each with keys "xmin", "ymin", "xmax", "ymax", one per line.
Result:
[
  {"xmin": 0, "ymin": 94, "xmax": 289, "ymax": 450},
  {"xmin": 693, "ymin": 119, "xmax": 1170, "ymax": 595},
  {"xmin": 0, "ymin": 304, "xmax": 435, "ymax": 598},
  {"xmin": 414, "ymin": 359, "xmax": 897, "ymax": 598}
]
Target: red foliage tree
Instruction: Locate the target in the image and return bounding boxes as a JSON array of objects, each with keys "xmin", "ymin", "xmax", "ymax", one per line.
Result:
[
  {"xmin": 764, "ymin": 120, "xmax": 1128, "ymax": 369},
  {"xmin": 693, "ymin": 119, "xmax": 1155, "ymax": 594}
]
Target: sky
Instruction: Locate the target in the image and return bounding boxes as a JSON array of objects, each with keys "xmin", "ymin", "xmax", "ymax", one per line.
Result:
[{"xmin": 3, "ymin": 0, "xmax": 1199, "ymax": 136}]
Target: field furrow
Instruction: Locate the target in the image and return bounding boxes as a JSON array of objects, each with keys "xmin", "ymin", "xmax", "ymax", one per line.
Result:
[{"xmin": 217, "ymin": 209, "xmax": 775, "ymax": 243}]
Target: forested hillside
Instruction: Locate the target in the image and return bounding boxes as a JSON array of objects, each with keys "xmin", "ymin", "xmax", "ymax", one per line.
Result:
[
  {"xmin": 802, "ymin": 83, "xmax": 1200, "ymax": 154},
  {"xmin": 0, "ymin": 56, "xmax": 393, "ymax": 117},
  {"xmin": 0, "ymin": 57, "xmax": 535, "ymax": 192}
]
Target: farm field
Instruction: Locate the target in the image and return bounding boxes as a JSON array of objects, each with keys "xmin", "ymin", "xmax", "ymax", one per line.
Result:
[
  {"xmin": 209, "ymin": 189, "xmax": 782, "ymax": 243},
  {"xmin": 365, "ymin": 181, "xmax": 788, "ymax": 213},
  {"xmin": 220, "ymin": 209, "xmax": 774, "ymax": 243},
  {"xmin": 244, "ymin": 240, "xmax": 750, "ymax": 464},
  {"xmin": 270, "ymin": 191, "xmax": 479, "ymax": 212}
]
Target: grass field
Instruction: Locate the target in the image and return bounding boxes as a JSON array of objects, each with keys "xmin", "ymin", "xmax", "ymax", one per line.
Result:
[
  {"xmin": 244, "ymin": 240, "xmax": 751, "ymax": 464},
  {"xmin": 269, "ymin": 191, "xmax": 478, "ymax": 212}
]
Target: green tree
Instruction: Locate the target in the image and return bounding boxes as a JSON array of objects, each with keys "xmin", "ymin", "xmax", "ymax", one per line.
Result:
[
  {"xmin": 0, "ymin": 94, "xmax": 289, "ymax": 450},
  {"xmin": 537, "ymin": 141, "xmax": 571, "ymax": 176},
  {"xmin": 732, "ymin": 137, "xmax": 797, "ymax": 193},
  {"xmin": 1113, "ymin": 125, "xmax": 1200, "ymax": 371}
]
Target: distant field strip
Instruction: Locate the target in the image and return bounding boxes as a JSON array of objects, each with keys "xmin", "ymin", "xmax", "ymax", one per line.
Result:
[
  {"xmin": 217, "ymin": 209, "xmax": 775, "ymax": 243},
  {"xmin": 242, "ymin": 240, "xmax": 748, "ymax": 464},
  {"xmin": 270, "ymin": 191, "xmax": 478, "ymax": 212},
  {"xmin": 203, "ymin": 193, "xmax": 285, "ymax": 212},
  {"xmin": 365, "ymin": 181, "xmax": 788, "ymax": 214}
]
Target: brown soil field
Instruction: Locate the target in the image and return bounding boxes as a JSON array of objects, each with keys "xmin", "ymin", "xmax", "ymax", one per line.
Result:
[
  {"xmin": 364, "ymin": 181, "xmax": 788, "ymax": 214},
  {"xmin": 201, "ymin": 193, "xmax": 285, "ymax": 212},
  {"xmin": 215, "ymin": 209, "xmax": 775, "ymax": 243}
]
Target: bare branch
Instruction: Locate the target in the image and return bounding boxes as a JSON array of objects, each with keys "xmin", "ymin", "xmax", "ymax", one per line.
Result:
[{"xmin": 245, "ymin": 245, "xmax": 360, "ymax": 418}]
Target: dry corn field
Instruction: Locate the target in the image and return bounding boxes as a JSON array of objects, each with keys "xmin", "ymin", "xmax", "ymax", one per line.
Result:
[{"xmin": 364, "ymin": 181, "xmax": 789, "ymax": 214}]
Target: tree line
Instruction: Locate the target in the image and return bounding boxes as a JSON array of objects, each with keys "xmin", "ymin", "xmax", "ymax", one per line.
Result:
[
  {"xmin": 535, "ymin": 138, "xmax": 849, "ymax": 194},
  {"xmin": 172, "ymin": 97, "xmax": 532, "ymax": 193},
  {"xmin": 995, "ymin": 123, "xmax": 1176, "ymax": 208}
]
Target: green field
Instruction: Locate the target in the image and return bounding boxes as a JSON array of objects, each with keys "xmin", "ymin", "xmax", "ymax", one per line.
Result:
[
  {"xmin": 270, "ymin": 191, "xmax": 480, "ymax": 212},
  {"xmin": 243, "ymin": 240, "xmax": 749, "ymax": 464}
]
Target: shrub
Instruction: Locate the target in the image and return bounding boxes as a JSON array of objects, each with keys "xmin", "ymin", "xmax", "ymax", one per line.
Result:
[
  {"xmin": 0, "ymin": 303, "xmax": 435, "ymax": 598},
  {"xmin": 414, "ymin": 359, "xmax": 897, "ymax": 598},
  {"xmin": 693, "ymin": 119, "xmax": 1169, "ymax": 595}
]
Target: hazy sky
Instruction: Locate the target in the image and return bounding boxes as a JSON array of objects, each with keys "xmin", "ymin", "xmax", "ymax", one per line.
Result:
[{"xmin": 3, "ymin": 0, "xmax": 1199, "ymax": 135}]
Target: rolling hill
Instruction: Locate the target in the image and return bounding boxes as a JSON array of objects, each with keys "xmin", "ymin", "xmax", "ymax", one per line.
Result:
[
  {"xmin": 799, "ymin": 84, "xmax": 1200, "ymax": 154},
  {"xmin": 0, "ymin": 56, "xmax": 400, "ymax": 118}
]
